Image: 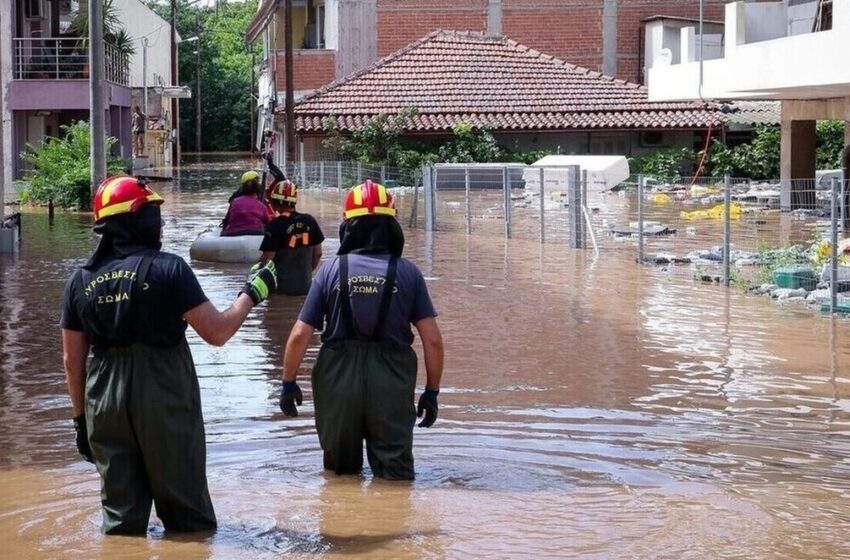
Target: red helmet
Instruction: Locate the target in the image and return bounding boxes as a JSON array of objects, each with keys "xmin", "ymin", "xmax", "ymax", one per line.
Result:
[
  {"xmin": 269, "ymin": 179, "xmax": 298, "ymax": 205},
  {"xmin": 93, "ymin": 176, "xmax": 163, "ymax": 222},
  {"xmin": 343, "ymin": 180, "xmax": 396, "ymax": 220}
]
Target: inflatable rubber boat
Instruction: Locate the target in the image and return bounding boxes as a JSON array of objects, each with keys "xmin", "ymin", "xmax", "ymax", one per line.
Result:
[{"xmin": 189, "ymin": 228, "xmax": 264, "ymax": 264}]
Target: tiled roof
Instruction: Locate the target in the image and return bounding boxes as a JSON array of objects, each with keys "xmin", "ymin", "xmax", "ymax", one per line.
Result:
[
  {"xmin": 720, "ymin": 101, "xmax": 781, "ymax": 125},
  {"xmin": 290, "ymin": 30, "xmax": 722, "ymax": 134}
]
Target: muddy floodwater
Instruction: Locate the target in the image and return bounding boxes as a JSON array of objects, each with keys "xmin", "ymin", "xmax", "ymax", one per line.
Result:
[{"xmin": 1, "ymin": 157, "xmax": 850, "ymax": 559}]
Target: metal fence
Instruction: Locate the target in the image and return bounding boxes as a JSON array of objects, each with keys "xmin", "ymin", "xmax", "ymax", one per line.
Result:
[
  {"xmin": 421, "ymin": 163, "xmax": 594, "ymax": 250},
  {"xmin": 634, "ymin": 174, "xmax": 850, "ymax": 314},
  {"xmin": 13, "ymin": 38, "xmax": 129, "ymax": 85},
  {"xmin": 287, "ymin": 160, "xmax": 850, "ymax": 314}
]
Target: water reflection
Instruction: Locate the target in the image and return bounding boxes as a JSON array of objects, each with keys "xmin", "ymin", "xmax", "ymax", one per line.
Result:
[{"xmin": 0, "ymin": 155, "xmax": 849, "ymax": 558}]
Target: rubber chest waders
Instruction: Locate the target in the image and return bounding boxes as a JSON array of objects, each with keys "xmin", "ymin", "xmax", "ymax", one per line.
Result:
[
  {"xmin": 75, "ymin": 252, "xmax": 216, "ymax": 534},
  {"xmin": 311, "ymin": 255, "xmax": 419, "ymax": 480}
]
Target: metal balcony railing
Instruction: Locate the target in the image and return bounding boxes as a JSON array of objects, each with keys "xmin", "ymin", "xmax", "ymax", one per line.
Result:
[{"xmin": 13, "ymin": 37, "xmax": 129, "ymax": 86}]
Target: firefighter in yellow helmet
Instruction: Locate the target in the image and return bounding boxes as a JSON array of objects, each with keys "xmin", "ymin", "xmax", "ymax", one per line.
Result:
[
  {"xmin": 257, "ymin": 178, "xmax": 325, "ymax": 296},
  {"xmin": 278, "ymin": 180, "xmax": 444, "ymax": 480},
  {"xmin": 61, "ymin": 176, "xmax": 276, "ymax": 534}
]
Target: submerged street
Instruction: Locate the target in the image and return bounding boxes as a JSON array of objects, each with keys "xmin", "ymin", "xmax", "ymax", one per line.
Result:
[{"xmin": 1, "ymin": 156, "xmax": 849, "ymax": 558}]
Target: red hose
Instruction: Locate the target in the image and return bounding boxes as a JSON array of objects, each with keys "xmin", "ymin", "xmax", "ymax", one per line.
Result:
[{"xmin": 690, "ymin": 108, "xmax": 717, "ymax": 186}]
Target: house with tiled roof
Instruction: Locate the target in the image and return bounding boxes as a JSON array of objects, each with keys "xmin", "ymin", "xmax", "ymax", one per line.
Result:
[{"xmin": 284, "ymin": 30, "xmax": 725, "ymax": 161}]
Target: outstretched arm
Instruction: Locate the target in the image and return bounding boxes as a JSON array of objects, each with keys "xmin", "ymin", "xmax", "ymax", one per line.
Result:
[{"xmin": 184, "ymin": 296, "xmax": 254, "ymax": 347}]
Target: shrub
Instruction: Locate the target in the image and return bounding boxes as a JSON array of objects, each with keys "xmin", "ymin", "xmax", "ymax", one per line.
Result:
[
  {"xmin": 22, "ymin": 121, "xmax": 128, "ymax": 209},
  {"xmin": 629, "ymin": 148, "xmax": 695, "ymax": 181}
]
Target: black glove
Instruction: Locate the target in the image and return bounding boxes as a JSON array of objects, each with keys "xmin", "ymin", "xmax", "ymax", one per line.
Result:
[
  {"xmin": 241, "ymin": 261, "xmax": 277, "ymax": 305},
  {"xmin": 417, "ymin": 388, "xmax": 439, "ymax": 428},
  {"xmin": 73, "ymin": 414, "xmax": 94, "ymax": 463},
  {"xmin": 279, "ymin": 381, "xmax": 303, "ymax": 417}
]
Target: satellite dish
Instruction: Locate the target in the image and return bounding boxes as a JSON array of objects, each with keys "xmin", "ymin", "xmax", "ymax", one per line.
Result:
[{"xmin": 657, "ymin": 48, "xmax": 673, "ymax": 66}]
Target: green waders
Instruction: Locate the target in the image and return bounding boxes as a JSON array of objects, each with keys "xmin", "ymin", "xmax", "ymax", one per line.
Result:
[
  {"xmin": 311, "ymin": 255, "xmax": 418, "ymax": 480},
  {"xmin": 85, "ymin": 341, "xmax": 216, "ymax": 534},
  {"xmin": 273, "ymin": 245, "xmax": 314, "ymax": 296}
]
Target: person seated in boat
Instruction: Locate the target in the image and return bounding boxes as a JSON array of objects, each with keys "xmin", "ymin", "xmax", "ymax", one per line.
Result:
[
  {"xmin": 257, "ymin": 179, "xmax": 325, "ymax": 296},
  {"xmin": 221, "ymin": 171, "xmax": 270, "ymax": 237}
]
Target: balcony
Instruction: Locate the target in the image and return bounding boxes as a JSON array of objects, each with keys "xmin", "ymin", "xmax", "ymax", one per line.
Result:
[
  {"xmin": 647, "ymin": 0, "xmax": 850, "ymax": 102},
  {"xmin": 13, "ymin": 37, "xmax": 129, "ymax": 85}
]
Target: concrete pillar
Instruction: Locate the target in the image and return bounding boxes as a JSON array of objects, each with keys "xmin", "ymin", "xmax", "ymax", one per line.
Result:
[
  {"xmin": 0, "ymin": 0, "xmax": 14, "ymax": 198},
  {"xmin": 487, "ymin": 0, "xmax": 502, "ymax": 35},
  {"xmin": 780, "ymin": 119, "xmax": 817, "ymax": 210},
  {"xmin": 602, "ymin": 0, "xmax": 617, "ymax": 76}
]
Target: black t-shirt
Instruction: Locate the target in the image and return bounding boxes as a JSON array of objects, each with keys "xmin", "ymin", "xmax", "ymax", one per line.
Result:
[
  {"xmin": 260, "ymin": 211, "xmax": 325, "ymax": 252},
  {"xmin": 260, "ymin": 211, "xmax": 325, "ymax": 295},
  {"xmin": 61, "ymin": 250, "xmax": 208, "ymax": 351}
]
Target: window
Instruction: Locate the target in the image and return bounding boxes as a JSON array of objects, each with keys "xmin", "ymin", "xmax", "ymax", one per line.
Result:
[{"xmin": 25, "ymin": 0, "xmax": 44, "ymax": 18}]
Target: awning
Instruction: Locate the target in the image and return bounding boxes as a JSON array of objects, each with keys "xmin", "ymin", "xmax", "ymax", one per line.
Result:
[
  {"xmin": 246, "ymin": 0, "xmax": 278, "ymax": 45},
  {"xmin": 159, "ymin": 86, "xmax": 192, "ymax": 99}
]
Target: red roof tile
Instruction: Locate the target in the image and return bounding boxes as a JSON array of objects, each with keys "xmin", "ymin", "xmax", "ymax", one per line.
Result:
[{"xmin": 290, "ymin": 30, "xmax": 721, "ymax": 133}]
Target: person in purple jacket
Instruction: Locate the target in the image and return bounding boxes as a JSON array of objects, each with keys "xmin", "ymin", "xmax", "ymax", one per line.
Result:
[{"xmin": 221, "ymin": 171, "xmax": 271, "ymax": 237}]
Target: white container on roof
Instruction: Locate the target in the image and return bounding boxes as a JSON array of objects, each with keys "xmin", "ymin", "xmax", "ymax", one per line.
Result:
[{"xmin": 522, "ymin": 155, "xmax": 630, "ymax": 194}]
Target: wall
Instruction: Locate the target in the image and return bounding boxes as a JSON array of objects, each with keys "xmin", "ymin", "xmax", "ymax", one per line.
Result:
[
  {"xmin": 113, "ymin": 0, "xmax": 175, "ymax": 88},
  {"xmin": 372, "ymin": 0, "xmax": 725, "ymax": 83},
  {"xmin": 377, "ymin": 0, "xmax": 486, "ymax": 58},
  {"xmin": 744, "ymin": 1, "xmax": 786, "ymax": 43},
  {"xmin": 274, "ymin": 49, "xmax": 336, "ymax": 92}
]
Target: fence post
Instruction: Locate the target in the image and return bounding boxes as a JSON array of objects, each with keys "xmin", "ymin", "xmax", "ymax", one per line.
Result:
[
  {"xmin": 357, "ymin": 161, "xmax": 362, "ymax": 182},
  {"xmin": 465, "ymin": 167, "xmax": 471, "ymax": 235},
  {"xmin": 423, "ymin": 166, "xmax": 433, "ymax": 232},
  {"xmin": 637, "ymin": 174, "xmax": 645, "ymax": 263},
  {"xmin": 831, "ymin": 177, "xmax": 839, "ymax": 313},
  {"xmin": 337, "ymin": 162, "xmax": 343, "ymax": 191},
  {"xmin": 503, "ymin": 167, "xmax": 513, "ymax": 238},
  {"xmin": 381, "ymin": 165, "xmax": 386, "ymax": 184},
  {"xmin": 581, "ymin": 169, "xmax": 588, "ymax": 249},
  {"xmin": 724, "ymin": 174, "xmax": 732, "ymax": 287},
  {"xmin": 409, "ymin": 171, "xmax": 419, "ymax": 228},
  {"xmin": 567, "ymin": 166, "xmax": 582, "ymax": 249},
  {"xmin": 539, "ymin": 167, "xmax": 545, "ymax": 243},
  {"xmin": 319, "ymin": 161, "xmax": 325, "ymax": 189}
]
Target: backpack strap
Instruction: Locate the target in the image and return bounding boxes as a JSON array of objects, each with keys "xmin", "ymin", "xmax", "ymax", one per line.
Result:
[
  {"xmin": 371, "ymin": 257, "xmax": 398, "ymax": 342},
  {"xmin": 337, "ymin": 254, "xmax": 359, "ymax": 339}
]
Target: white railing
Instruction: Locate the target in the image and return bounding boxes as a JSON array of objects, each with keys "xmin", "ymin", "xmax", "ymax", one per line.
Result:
[{"xmin": 13, "ymin": 37, "xmax": 129, "ymax": 85}]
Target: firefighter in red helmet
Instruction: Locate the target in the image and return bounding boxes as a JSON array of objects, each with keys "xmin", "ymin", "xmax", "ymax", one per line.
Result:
[
  {"xmin": 61, "ymin": 176, "xmax": 276, "ymax": 534},
  {"xmin": 278, "ymin": 180, "xmax": 444, "ymax": 480},
  {"xmin": 257, "ymin": 178, "xmax": 325, "ymax": 296}
]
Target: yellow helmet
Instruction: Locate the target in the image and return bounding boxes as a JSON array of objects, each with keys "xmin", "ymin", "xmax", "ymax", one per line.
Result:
[{"xmin": 241, "ymin": 171, "xmax": 260, "ymax": 185}]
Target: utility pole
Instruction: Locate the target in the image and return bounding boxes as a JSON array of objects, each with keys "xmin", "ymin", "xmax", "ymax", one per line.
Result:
[
  {"xmin": 250, "ymin": 50, "xmax": 255, "ymax": 152},
  {"xmin": 142, "ymin": 37, "xmax": 148, "ymax": 116},
  {"xmin": 284, "ymin": 0, "xmax": 295, "ymax": 165},
  {"xmin": 89, "ymin": 0, "xmax": 106, "ymax": 195},
  {"xmin": 195, "ymin": 11, "xmax": 201, "ymax": 153},
  {"xmin": 170, "ymin": 0, "xmax": 179, "ymax": 165}
]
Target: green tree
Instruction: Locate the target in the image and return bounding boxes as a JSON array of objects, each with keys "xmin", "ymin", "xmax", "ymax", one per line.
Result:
[
  {"xmin": 146, "ymin": 0, "xmax": 261, "ymax": 152},
  {"xmin": 817, "ymin": 120, "xmax": 845, "ymax": 169}
]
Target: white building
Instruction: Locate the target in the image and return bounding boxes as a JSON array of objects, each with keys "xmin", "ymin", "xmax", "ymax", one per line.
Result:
[{"xmin": 646, "ymin": 0, "xmax": 850, "ymax": 210}]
